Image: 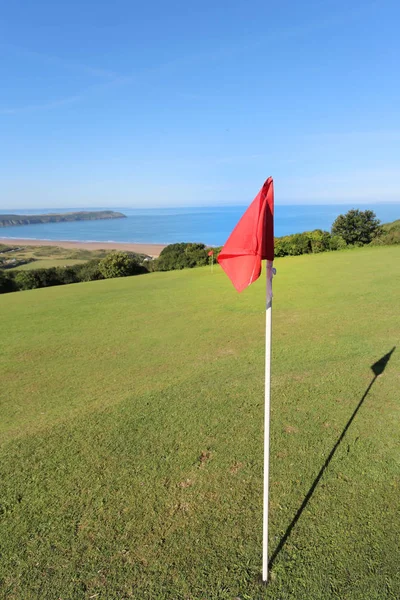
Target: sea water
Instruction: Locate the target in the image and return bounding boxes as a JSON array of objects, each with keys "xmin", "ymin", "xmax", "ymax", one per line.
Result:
[{"xmin": 0, "ymin": 204, "xmax": 398, "ymax": 246}]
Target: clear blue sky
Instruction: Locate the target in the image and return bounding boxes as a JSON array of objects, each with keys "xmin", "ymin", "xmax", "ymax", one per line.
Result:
[{"xmin": 1, "ymin": 0, "xmax": 399, "ymax": 208}]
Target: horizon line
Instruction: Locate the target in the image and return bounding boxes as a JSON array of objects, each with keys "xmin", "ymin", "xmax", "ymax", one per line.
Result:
[{"xmin": 1, "ymin": 199, "xmax": 400, "ymax": 212}]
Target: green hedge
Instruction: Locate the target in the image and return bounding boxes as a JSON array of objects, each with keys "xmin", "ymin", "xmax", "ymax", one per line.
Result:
[
  {"xmin": 0, "ymin": 254, "xmax": 148, "ymax": 295},
  {"xmin": 274, "ymin": 229, "xmax": 346, "ymax": 257}
]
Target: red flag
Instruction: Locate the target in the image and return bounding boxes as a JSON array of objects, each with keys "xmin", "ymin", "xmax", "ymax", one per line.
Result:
[
  {"xmin": 208, "ymin": 250, "xmax": 214, "ymax": 256},
  {"xmin": 218, "ymin": 178, "xmax": 274, "ymax": 292}
]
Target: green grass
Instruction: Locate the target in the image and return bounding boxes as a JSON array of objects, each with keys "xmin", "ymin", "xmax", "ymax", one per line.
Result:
[
  {"xmin": 1, "ymin": 244, "xmax": 108, "ymax": 271},
  {"xmin": 12, "ymin": 258, "xmax": 87, "ymax": 270},
  {"xmin": 382, "ymin": 218, "xmax": 400, "ymax": 231},
  {"xmin": 29, "ymin": 246, "xmax": 110, "ymax": 259},
  {"xmin": 0, "ymin": 246, "xmax": 399, "ymax": 599},
  {"xmin": 1, "ymin": 245, "xmax": 146, "ymax": 272},
  {"xmin": 379, "ymin": 219, "xmax": 400, "ymax": 245}
]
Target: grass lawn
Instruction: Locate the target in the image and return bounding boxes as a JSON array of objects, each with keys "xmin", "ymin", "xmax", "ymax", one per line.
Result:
[
  {"xmin": 12, "ymin": 258, "xmax": 87, "ymax": 270},
  {"xmin": 1, "ymin": 245, "xmax": 89, "ymax": 271},
  {"xmin": 0, "ymin": 246, "xmax": 399, "ymax": 599},
  {"xmin": 1, "ymin": 245, "xmax": 145, "ymax": 272}
]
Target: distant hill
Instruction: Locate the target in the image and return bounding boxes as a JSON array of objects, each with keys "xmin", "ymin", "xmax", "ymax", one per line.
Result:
[{"xmin": 0, "ymin": 210, "xmax": 126, "ymax": 228}]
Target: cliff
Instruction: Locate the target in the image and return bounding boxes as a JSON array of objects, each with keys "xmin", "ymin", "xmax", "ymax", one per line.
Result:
[{"xmin": 0, "ymin": 211, "xmax": 127, "ymax": 227}]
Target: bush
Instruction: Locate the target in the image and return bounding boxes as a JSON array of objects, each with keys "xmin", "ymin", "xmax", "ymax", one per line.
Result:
[
  {"xmin": 0, "ymin": 271, "xmax": 16, "ymax": 294},
  {"xmin": 274, "ymin": 237, "xmax": 289, "ymax": 257},
  {"xmin": 154, "ymin": 243, "xmax": 209, "ymax": 271},
  {"xmin": 307, "ymin": 229, "xmax": 331, "ymax": 253},
  {"xmin": 273, "ymin": 231, "xmax": 334, "ymax": 257},
  {"xmin": 13, "ymin": 270, "xmax": 42, "ymax": 290},
  {"xmin": 14, "ymin": 268, "xmax": 63, "ymax": 290},
  {"xmin": 371, "ymin": 219, "xmax": 400, "ymax": 246},
  {"xmin": 287, "ymin": 233, "xmax": 311, "ymax": 256},
  {"xmin": 382, "ymin": 229, "xmax": 400, "ymax": 245},
  {"xmin": 99, "ymin": 251, "xmax": 147, "ymax": 278},
  {"xmin": 53, "ymin": 267, "xmax": 80, "ymax": 285},
  {"xmin": 0, "ymin": 253, "xmax": 149, "ymax": 294},
  {"xmin": 75, "ymin": 259, "xmax": 104, "ymax": 282},
  {"xmin": 329, "ymin": 235, "xmax": 347, "ymax": 251}
]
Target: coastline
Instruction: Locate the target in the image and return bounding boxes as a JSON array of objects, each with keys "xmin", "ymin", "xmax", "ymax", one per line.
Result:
[{"xmin": 0, "ymin": 238, "xmax": 166, "ymax": 258}]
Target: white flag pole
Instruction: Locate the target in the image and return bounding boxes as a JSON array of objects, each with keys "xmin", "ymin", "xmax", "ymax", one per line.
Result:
[{"xmin": 263, "ymin": 259, "xmax": 274, "ymax": 582}]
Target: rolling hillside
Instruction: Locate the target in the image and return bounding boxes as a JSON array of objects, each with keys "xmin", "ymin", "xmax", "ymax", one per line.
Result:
[{"xmin": 0, "ymin": 246, "xmax": 399, "ymax": 599}]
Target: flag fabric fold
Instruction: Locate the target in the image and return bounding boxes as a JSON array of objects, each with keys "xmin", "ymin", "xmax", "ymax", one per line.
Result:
[{"xmin": 217, "ymin": 177, "xmax": 274, "ymax": 292}]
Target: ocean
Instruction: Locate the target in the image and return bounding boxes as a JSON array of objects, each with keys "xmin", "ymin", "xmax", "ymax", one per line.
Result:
[{"xmin": 0, "ymin": 204, "xmax": 399, "ymax": 246}]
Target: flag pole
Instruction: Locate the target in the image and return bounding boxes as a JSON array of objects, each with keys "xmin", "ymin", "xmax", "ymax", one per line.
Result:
[{"xmin": 263, "ymin": 259, "xmax": 274, "ymax": 582}]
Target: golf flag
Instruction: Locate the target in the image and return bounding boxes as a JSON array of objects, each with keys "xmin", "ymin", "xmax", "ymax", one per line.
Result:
[
  {"xmin": 218, "ymin": 177, "xmax": 275, "ymax": 583},
  {"xmin": 217, "ymin": 177, "xmax": 274, "ymax": 292},
  {"xmin": 208, "ymin": 250, "xmax": 214, "ymax": 256}
]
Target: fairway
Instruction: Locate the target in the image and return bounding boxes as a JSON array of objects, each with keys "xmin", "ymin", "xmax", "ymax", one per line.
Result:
[
  {"xmin": 12, "ymin": 258, "xmax": 87, "ymax": 270},
  {"xmin": 0, "ymin": 246, "xmax": 399, "ymax": 599}
]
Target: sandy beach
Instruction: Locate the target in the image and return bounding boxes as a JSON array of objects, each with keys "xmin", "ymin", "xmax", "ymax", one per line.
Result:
[{"xmin": 0, "ymin": 238, "xmax": 166, "ymax": 257}]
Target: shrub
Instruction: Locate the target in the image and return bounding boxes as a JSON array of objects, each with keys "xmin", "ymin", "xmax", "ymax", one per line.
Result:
[
  {"xmin": 382, "ymin": 229, "xmax": 400, "ymax": 245},
  {"xmin": 0, "ymin": 271, "xmax": 16, "ymax": 294},
  {"xmin": 53, "ymin": 267, "xmax": 81, "ymax": 285},
  {"xmin": 76, "ymin": 259, "xmax": 104, "ymax": 282},
  {"xmin": 99, "ymin": 251, "xmax": 147, "ymax": 278},
  {"xmin": 155, "ymin": 243, "xmax": 209, "ymax": 271},
  {"xmin": 307, "ymin": 229, "xmax": 331, "ymax": 253},
  {"xmin": 1, "ymin": 254, "xmax": 148, "ymax": 294},
  {"xmin": 274, "ymin": 237, "xmax": 289, "ymax": 257},
  {"xmin": 13, "ymin": 267, "xmax": 70, "ymax": 290},
  {"xmin": 13, "ymin": 270, "xmax": 42, "ymax": 290},
  {"xmin": 329, "ymin": 235, "xmax": 347, "ymax": 251},
  {"xmin": 371, "ymin": 219, "xmax": 400, "ymax": 246},
  {"xmin": 287, "ymin": 233, "xmax": 311, "ymax": 256}
]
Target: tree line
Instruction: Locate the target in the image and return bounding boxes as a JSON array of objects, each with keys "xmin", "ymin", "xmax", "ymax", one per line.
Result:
[
  {"xmin": 0, "ymin": 253, "xmax": 147, "ymax": 294},
  {"xmin": 0, "ymin": 209, "xmax": 398, "ymax": 294}
]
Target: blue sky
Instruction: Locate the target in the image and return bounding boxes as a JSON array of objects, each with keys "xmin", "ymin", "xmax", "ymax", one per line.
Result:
[{"xmin": 1, "ymin": 0, "xmax": 400, "ymax": 208}]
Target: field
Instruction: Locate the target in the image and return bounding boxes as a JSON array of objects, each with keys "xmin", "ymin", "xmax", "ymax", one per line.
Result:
[
  {"xmin": 13, "ymin": 258, "xmax": 88, "ymax": 270},
  {"xmin": 0, "ymin": 246, "xmax": 399, "ymax": 599},
  {"xmin": 0, "ymin": 244, "xmax": 111, "ymax": 271},
  {"xmin": 0, "ymin": 244, "xmax": 151, "ymax": 273}
]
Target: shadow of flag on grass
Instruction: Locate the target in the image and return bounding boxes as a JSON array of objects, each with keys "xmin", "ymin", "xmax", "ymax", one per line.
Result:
[
  {"xmin": 268, "ymin": 346, "xmax": 396, "ymax": 572},
  {"xmin": 371, "ymin": 347, "xmax": 396, "ymax": 377}
]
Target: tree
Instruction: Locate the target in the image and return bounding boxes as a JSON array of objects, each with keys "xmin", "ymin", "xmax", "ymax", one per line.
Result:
[{"xmin": 331, "ymin": 209, "xmax": 380, "ymax": 245}]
